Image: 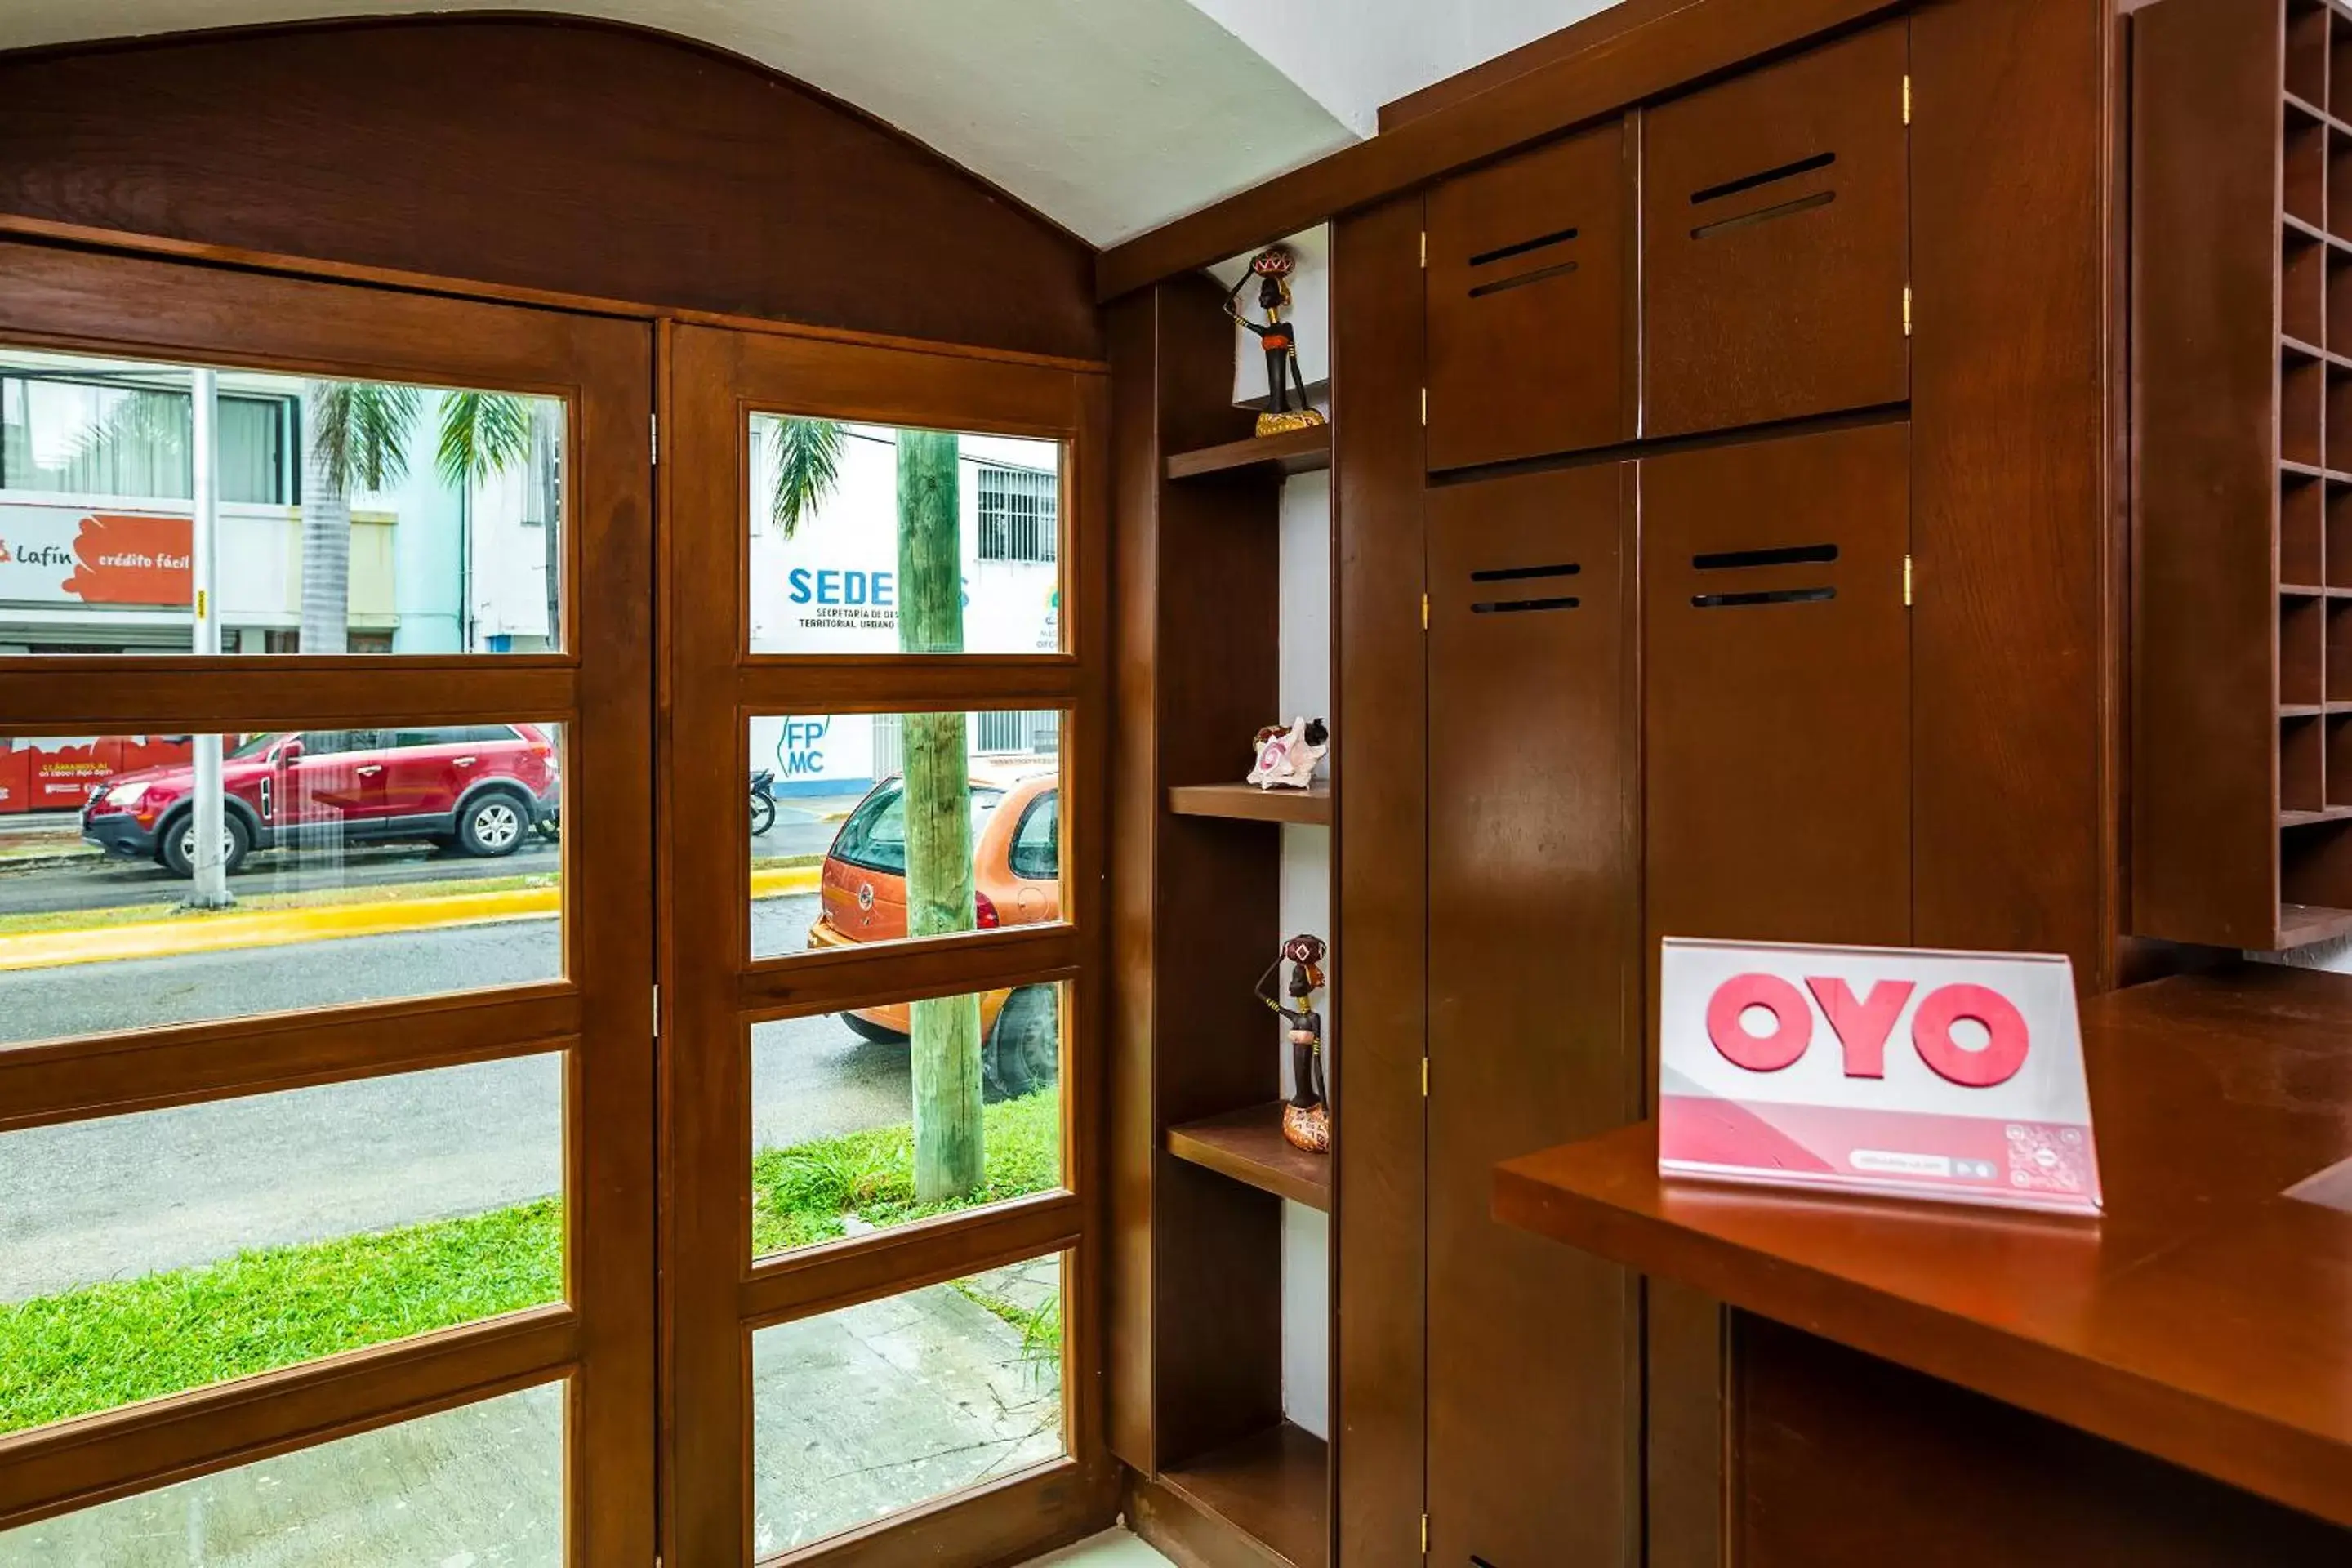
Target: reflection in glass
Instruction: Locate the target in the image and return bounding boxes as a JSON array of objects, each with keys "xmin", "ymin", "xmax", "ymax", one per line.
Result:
[
  {"xmin": 0, "ymin": 347, "xmax": 564, "ymax": 656},
  {"xmin": 751, "ymin": 983, "xmax": 1065, "ymax": 1259},
  {"xmin": 746, "ymin": 418, "xmax": 1061, "ymax": 657},
  {"xmin": 748, "ymin": 710, "xmax": 1062, "ymax": 963},
  {"xmin": 0, "ymin": 1383, "xmax": 564, "ymax": 1566},
  {"xmin": 751, "ymin": 1254, "xmax": 1065, "ymax": 1557},
  {"xmin": 0, "ymin": 725, "xmax": 563, "ymax": 1045},
  {"xmin": 0, "ymin": 1058, "xmax": 564, "ymax": 1437}
]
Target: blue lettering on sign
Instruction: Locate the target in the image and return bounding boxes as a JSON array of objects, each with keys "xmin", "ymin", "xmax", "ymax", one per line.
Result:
[
  {"xmin": 788, "ymin": 568, "xmax": 813, "ymax": 604},
  {"xmin": 781, "ymin": 717, "xmax": 831, "ymax": 777},
  {"xmin": 787, "ymin": 568, "xmax": 904, "ymax": 611},
  {"xmin": 817, "ymin": 569, "xmax": 843, "ymax": 604},
  {"xmin": 875, "ymin": 573, "xmax": 894, "ymax": 608}
]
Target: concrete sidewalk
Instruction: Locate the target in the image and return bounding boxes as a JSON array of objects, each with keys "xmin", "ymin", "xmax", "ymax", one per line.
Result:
[{"xmin": 0, "ymin": 1270, "xmax": 1066, "ymax": 1566}]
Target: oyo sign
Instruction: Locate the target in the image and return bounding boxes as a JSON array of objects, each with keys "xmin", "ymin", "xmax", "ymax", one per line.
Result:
[{"xmin": 1659, "ymin": 938, "xmax": 2101, "ymax": 1214}]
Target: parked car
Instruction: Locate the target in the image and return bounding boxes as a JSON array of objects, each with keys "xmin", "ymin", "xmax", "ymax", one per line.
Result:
[
  {"xmin": 805, "ymin": 763, "xmax": 1061, "ymax": 1098},
  {"xmin": 82, "ymin": 724, "xmax": 561, "ymax": 877}
]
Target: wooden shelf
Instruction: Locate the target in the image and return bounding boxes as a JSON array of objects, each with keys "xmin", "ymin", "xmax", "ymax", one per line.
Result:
[
  {"xmin": 2279, "ymin": 900, "xmax": 2352, "ymax": 947},
  {"xmin": 1160, "ymin": 1422, "xmax": 1330, "ymax": 1568},
  {"xmin": 1167, "ymin": 781, "xmax": 1332, "ymax": 825},
  {"xmin": 1167, "ymin": 1102, "xmax": 1332, "ymax": 1210},
  {"xmin": 1165, "ymin": 424, "xmax": 1332, "ymax": 481}
]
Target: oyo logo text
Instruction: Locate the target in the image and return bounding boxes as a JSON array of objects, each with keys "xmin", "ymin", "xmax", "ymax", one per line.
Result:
[{"xmin": 1704, "ymin": 973, "xmax": 2029, "ymax": 1089}]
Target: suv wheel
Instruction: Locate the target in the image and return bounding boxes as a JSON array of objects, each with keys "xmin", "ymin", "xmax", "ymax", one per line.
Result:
[
  {"xmin": 457, "ymin": 791, "xmax": 530, "ymax": 858},
  {"xmin": 161, "ymin": 813, "xmax": 252, "ymax": 879},
  {"xmin": 983, "ymin": 985, "xmax": 1060, "ymax": 1101}
]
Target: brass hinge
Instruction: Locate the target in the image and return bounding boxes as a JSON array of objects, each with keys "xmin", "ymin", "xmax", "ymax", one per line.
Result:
[
  {"xmin": 1903, "ymin": 554, "xmax": 1915, "ymax": 607},
  {"xmin": 652, "ymin": 982, "xmax": 662, "ymax": 1038},
  {"xmin": 1419, "ymin": 230, "xmax": 1428, "ymax": 269},
  {"xmin": 1420, "ymin": 386, "xmax": 1428, "ymax": 425},
  {"xmin": 650, "ymin": 411, "xmax": 659, "ymax": 465},
  {"xmin": 1903, "ymin": 285, "xmax": 1913, "ymax": 337},
  {"xmin": 1421, "ymin": 1512, "xmax": 1430, "ymax": 1553},
  {"xmin": 1902, "ymin": 74, "xmax": 1912, "ymax": 125},
  {"xmin": 1421, "ymin": 1057, "xmax": 1430, "ymax": 1097},
  {"xmin": 1421, "ymin": 592, "xmax": 1429, "ymax": 630}
]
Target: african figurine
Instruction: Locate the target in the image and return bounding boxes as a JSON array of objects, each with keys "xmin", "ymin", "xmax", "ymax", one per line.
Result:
[
  {"xmin": 1248, "ymin": 717, "xmax": 1328, "ymax": 791},
  {"xmin": 1258, "ymin": 933, "xmax": 1330, "ymax": 1154},
  {"xmin": 1225, "ymin": 245, "xmax": 1329, "ymax": 438}
]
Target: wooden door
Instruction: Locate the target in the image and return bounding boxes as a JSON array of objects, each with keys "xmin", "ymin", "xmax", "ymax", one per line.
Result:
[
  {"xmin": 0, "ymin": 241, "xmax": 653, "ymax": 1564},
  {"xmin": 1424, "ymin": 122, "xmax": 1636, "ymax": 470},
  {"xmin": 1643, "ymin": 20, "xmax": 1912, "ymax": 437},
  {"xmin": 662, "ymin": 323, "xmax": 1112, "ymax": 1568},
  {"xmin": 1642, "ymin": 421, "xmax": 1914, "ymax": 971},
  {"xmin": 1426, "ymin": 464, "xmax": 1641, "ymax": 1567}
]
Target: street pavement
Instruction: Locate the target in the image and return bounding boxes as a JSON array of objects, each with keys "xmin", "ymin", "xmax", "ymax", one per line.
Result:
[{"xmin": 0, "ymin": 894, "xmax": 915, "ymax": 1301}]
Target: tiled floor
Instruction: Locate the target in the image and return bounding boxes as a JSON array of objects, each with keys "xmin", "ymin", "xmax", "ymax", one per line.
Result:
[{"xmin": 1025, "ymin": 1526, "xmax": 1173, "ymax": 1565}]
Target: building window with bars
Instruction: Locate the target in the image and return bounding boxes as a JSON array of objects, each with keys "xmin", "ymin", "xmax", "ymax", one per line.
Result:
[{"xmin": 976, "ymin": 464, "xmax": 1058, "ymax": 564}]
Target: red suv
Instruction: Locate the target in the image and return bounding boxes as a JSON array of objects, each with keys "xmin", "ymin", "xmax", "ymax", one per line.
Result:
[{"xmin": 82, "ymin": 725, "xmax": 560, "ymax": 877}]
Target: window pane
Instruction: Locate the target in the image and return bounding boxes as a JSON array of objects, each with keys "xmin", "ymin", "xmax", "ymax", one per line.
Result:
[
  {"xmin": 751, "ymin": 1253, "xmax": 1065, "ymax": 1556},
  {"xmin": 0, "ymin": 725, "xmax": 562, "ymax": 1044},
  {"xmin": 0, "ymin": 347, "xmax": 564, "ymax": 656},
  {"xmin": 751, "ymin": 982, "xmax": 1065, "ymax": 1260},
  {"xmin": 746, "ymin": 419, "xmax": 1062, "ymax": 655},
  {"xmin": 750, "ymin": 710, "xmax": 1063, "ymax": 962},
  {"xmin": 0, "ymin": 1382, "xmax": 564, "ymax": 1565},
  {"xmin": 0, "ymin": 1057, "xmax": 563, "ymax": 1436}
]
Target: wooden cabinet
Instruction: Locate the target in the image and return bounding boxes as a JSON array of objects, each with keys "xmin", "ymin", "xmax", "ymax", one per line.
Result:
[
  {"xmin": 1426, "ymin": 466, "xmax": 1640, "ymax": 1568},
  {"xmin": 1424, "ymin": 124, "xmax": 1633, "ymax": 470},
  {"xmin": 1643, "ymin": 21, "xmax": 1912, "ymax": 438},
  {"xmin": 2133, "ymin": 0, "xmax": 2352, "ymax": 950},
  {"xmin": 1642, "ymin": 423, "xmax": 1913, "ymax": 960}
]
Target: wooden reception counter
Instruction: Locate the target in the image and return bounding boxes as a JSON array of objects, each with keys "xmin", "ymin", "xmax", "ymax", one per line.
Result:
[{"xmin": 1496, "ymin": 965, "xmax": 2352, "ymax": 1563}]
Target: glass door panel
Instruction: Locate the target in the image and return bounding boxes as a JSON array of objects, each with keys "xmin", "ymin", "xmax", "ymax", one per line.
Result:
[{"xmin": 0, "ymin": 240, "xmax": 651, "ymax": 1568}]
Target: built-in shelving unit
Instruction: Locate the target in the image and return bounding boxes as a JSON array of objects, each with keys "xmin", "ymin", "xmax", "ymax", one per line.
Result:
[
  {"xmin": 2136, "ymin": 0, "xmax": 2352, "ymax": 949},
  {"xmin": 1167, "ymin": 781, "xmax": 1333, "ymax": 826},
  {"xmin": 1111, "ymin": 264, "xmax": 1337, "ymax": 1566},
  {"xmin": 1158, "ymin": 1422, "xmax": 1331, "ymax": 1568},
  {"xmin": 1167, "ymin": 1102, "xmax": 1332, "ymax": 1210},
  {"xmin": 1165, "ymin": 423, "xmax": 1333, "ymax": 480}
]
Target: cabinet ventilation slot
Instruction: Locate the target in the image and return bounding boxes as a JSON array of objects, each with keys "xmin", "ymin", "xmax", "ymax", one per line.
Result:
[
  {"xmin": 1692, "ymin": 586, "xmax": 1837, "ymax": 609},
  {"xmin": 1472, "ymin": 596, "xmax": 1579, "ymax": 614},
  {"xmin": 1468, "ymin": 261, "xmax": 1579, "ymax": 297},
  {"xmin": 1693, "ymin": 542, "xmax": 1839, "ymax": 571},
  {"xmin": 1692, "ymin": 190, "xmax": 1836, "ymax": 241},
  {"xmin": 1690, "ymin": 150, "xmax": 1837, "ymax": 205},
  {"xmin": 1469, "ymin": 226, "xmax": 1578, "ymax": 267},
  {"xmin": 1470, "ymin": 562, "xmax": 1581, "ymax": 583}
]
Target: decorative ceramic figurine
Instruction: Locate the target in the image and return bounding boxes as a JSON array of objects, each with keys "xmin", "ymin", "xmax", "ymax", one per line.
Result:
[
  {"xmin": 1258, "ymin": 934, "xmax": 1330, "ymax": 1153},
  {"xmin": 1224, "ymin": 245, "xmax": 1328, "ymax": 438},
  {"xmin": 1248, "ymin": 717, "xmax": 1327, "ymax": 791}
]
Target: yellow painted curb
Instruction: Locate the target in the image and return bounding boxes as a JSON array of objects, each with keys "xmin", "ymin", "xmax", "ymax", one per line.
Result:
[{"xmin": 0, "ymin": 866, "xmax": 825, "ymax": 972}]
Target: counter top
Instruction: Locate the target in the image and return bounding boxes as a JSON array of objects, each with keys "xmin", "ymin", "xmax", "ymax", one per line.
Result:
[{"xmin": 1494, "ymin": 965, "xmax": 2352, "ymax": 1530}]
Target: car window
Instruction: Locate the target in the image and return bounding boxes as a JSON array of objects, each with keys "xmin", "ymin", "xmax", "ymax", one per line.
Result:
[
  {"xmin": 300, "ymin": 729, "xmax": 384, "ymax": 757},
  {"xmin": 227, "ymin": 733, "xmax": 281, "ymax": 760},
  {"xmin": 1009, "ymin": 791, "xmax": 1058, "ymax": 880},
  {"xmin": 831, "ymin": 782, "xmax": 1007, "ymax": 877}
]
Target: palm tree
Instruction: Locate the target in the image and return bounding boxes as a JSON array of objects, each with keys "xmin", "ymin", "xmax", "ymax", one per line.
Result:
[
  {"xmin": 764, "ymin": 416, "xmax": 844, "ymax": 537},
  {"xmin": 301, "ymin": 381, "xmax": 420, "ymax": 654},
  {"xmin": 305, "ymin": 384, "xmax": 544, "ymax": 653}
]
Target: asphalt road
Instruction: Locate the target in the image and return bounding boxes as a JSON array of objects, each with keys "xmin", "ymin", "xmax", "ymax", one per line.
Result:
[
  {"xmin": 0, "ymin": 897, "xmax": 930, "ymax": 1301},
  {"xmin": 0, "ymin": 787, "xmax": 853, "ymax": 918}
]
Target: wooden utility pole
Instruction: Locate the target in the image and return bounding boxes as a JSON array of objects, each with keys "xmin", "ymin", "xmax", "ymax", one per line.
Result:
[{"xmin": 898, "ymin": 428, "xmax": 985, "ymax": 1200}]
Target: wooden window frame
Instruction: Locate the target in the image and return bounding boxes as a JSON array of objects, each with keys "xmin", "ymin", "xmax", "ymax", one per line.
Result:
[
  {"xmin": 0, "ymin": 240, "xmax": 656, "ymax": 1566},
  {"xmin": 660, "ymin": 322, "xmax": 1114, "ymax": 1568}
]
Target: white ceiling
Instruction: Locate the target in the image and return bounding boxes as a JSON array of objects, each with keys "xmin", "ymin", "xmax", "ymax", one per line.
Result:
[{"xmin": 0, "ymin": 0, "xmax": 1609, "ymax": 245}]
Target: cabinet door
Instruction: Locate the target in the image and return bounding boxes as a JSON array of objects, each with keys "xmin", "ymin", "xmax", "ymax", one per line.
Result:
[
  {"xmin": 1643, "ymin": 21, "xmax": 1910, "ymax": 437},
  {"xmin": 1426, "ymin": 122, "xmax": 1632, "ymax": 470},
  {"xmin": 1643, "ymin": 422, "xmax": 1912, "ymax": 969},
  {"xmin": 1428, "ymin": 464, "xmax": 1639, "ymax": 1568}
]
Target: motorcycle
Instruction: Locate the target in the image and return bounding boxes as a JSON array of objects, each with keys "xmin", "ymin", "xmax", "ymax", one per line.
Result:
[{"xmin": 750, "ymin": 768, "xmax": 778, "ymax": 837}]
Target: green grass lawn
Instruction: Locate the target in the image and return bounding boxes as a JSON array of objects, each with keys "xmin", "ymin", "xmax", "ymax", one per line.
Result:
[{"xmin": 0, "ymin": 1091, "xmax": 1062, "ymax": 1434}]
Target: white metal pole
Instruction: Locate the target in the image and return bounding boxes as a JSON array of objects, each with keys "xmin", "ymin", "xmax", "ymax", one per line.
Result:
[{"xmin": 186, "ymin": 367, "xmax": 232, "ymax": 909}]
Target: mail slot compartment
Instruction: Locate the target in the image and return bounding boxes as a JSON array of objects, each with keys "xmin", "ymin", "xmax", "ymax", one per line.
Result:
[
  {"xmin": 1426, "ymin": 122, "xmax": 1631, "ymax": 470},
  {"xmin": 1643, "ymin": 21, "xmax": 1910, "ymax": 437},
  {"xmin": 1643, "ymin": 421, "xmax": 1912, "ymax": 961}
]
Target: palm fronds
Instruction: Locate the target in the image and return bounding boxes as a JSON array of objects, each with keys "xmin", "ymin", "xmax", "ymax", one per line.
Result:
[
  {"xmin": 764, "ymin": 416, "xmax": 844, "ymax": 537},
  {"xmin": 307, "ymin": 380, "xmax": 422, "ymax": 497},
  {"xmin": 435, "ymin": 390, "xmax": 537, "ymax": 488}
]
